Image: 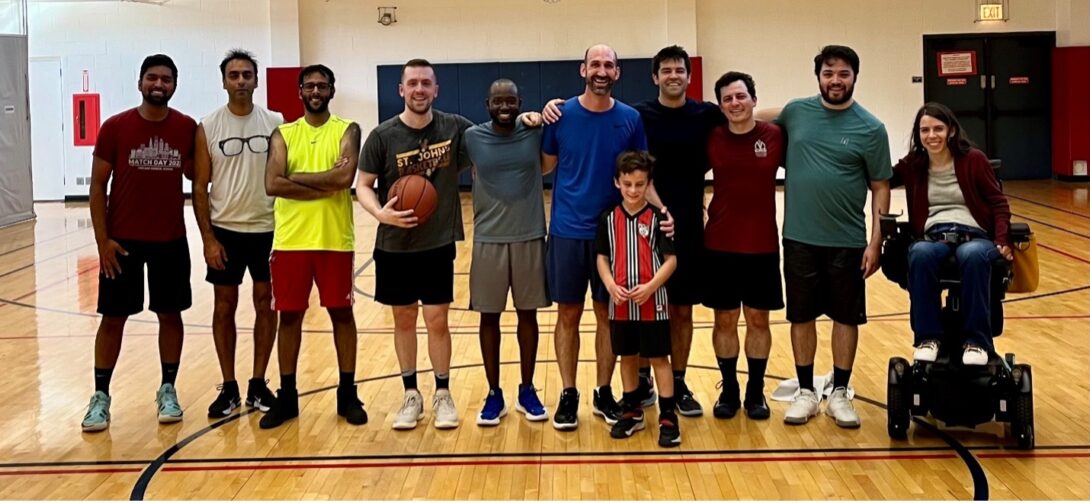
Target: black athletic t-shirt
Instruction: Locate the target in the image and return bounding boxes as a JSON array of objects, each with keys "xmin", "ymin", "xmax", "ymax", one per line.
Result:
[{"xmin": 633, "ymin": 98, "xmax": 723, "ymax": 247}]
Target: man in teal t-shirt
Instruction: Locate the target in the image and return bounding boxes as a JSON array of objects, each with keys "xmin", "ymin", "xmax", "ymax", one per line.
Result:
[{"xmin": 775, "ymin": 45, "xmax": 891, "ymax": 430}]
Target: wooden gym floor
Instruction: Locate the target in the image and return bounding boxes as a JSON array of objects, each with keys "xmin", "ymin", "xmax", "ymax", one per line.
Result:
[{"xmin": 0, "ymin": 180, "xmax": 1086, "ymax": 500}]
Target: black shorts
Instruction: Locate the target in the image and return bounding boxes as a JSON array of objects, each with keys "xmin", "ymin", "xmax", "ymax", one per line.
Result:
[
  {"xmin": 782, "ymin": 239, "xmax": 867, "ymax": 325},
  {"xmin": 664, "ymin": 233, "xmax": 703, "ymax": 306},
  {"xmin": 373, "ymin": 243, "xmax": 455, "ymax": 306},
  {"xmin": 702, "ymin": 249, "xmax": 784, "ymax": 311},
  {"xmin": 205, "ymin": 226, "xmax": 273, "ymax": 286},
  {"xmin": 611, "ymin": 320, "xmax": 672, "ymax": 358},
  {"xmin": 97, "ymin": 237, "xmax": 192, "ymax": 317}
]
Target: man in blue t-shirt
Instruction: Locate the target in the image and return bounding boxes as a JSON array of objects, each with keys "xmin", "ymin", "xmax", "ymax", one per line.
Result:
[{"xmin": 541, "ymin": 44, "xmax": 648, "ymax": 431}]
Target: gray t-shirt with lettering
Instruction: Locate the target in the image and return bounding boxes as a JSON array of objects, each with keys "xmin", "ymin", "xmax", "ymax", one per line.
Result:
[
  {"xmin": 359, "ymin": 110, "xmax": 472, "ymax": 252},
  {"xmin": 465, "ymin": 121, "xmax": 546, "ymax": 243}
]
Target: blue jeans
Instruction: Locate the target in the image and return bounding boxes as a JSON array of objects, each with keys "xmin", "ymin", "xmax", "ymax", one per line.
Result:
[{"xmin": 907, "ymin": 224, "xmax": 1001, "ymax": 351}]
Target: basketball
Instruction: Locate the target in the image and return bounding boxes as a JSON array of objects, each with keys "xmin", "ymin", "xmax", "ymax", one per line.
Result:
[{"xmin": 387, "ymin": 174, "xmax": 439, "ymax": 224}]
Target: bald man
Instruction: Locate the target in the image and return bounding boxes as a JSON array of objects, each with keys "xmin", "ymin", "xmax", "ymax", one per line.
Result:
[{"xmin": 541, "ymin": 44, "xmax": 649, "ymax": 431}]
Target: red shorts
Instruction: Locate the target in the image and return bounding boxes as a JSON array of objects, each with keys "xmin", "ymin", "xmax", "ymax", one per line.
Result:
[{"xmin": 269, "ymin": 250, "xmax": 354, "ymax": 311}]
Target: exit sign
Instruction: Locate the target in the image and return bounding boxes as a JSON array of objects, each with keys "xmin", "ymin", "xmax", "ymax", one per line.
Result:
[{"xmin": 979, "ymin": 4, "xmax": 1004, "ymax": 20}]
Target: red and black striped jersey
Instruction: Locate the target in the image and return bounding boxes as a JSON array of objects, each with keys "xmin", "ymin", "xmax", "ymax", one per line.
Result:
[{"xmin": 595, "ymin": 203, "xmax": 676, "ymax": 321}]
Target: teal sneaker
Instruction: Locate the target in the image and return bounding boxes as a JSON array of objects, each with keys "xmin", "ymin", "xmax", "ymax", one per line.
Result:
[
  {"xmin": 81, "ymin": 391, "xmax": 111, "ymax": 432},
  {"xmin": 156, "ymin": 383, "xmax": 183, "ymax": 423}
]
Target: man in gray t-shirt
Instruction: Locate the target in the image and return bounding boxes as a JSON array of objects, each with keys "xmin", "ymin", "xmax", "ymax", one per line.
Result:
[{"xmin": 464, "ymin": 79, "xmax": 550, "ymax": 426}]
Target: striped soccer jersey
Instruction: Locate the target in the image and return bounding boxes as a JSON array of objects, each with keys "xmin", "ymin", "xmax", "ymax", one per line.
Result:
[{"xmin": 595, "ymin": 203, "xmax": 676, "ymax": 321}]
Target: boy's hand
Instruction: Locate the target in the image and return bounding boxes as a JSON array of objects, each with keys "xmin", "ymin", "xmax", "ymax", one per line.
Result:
[
  {"xmin": 628, "ymin": 283, "xmax": 656, "ymax": 305},
  {"xmin": 606, "ymin": 282, "xmax": 630, "ymax": 305}
]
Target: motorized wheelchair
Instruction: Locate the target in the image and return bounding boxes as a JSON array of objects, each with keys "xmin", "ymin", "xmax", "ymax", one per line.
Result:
[{"xmin": 879, "ymin": 213, "xmax": 1035, "ymax": 449}]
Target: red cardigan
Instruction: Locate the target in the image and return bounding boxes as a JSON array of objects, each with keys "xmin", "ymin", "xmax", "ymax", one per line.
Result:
[{"xmin": 890, "ymin": 148, "xmax": 1012, "ymax": 247}]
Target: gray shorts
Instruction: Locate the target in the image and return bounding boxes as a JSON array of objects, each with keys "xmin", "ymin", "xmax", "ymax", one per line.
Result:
[{"xmin": 469, "ymin": 238, "xmax": 550, "ymax": 313}]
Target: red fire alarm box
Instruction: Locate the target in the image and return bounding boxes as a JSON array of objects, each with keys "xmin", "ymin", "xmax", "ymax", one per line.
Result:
[{"xmin": 73, "ymin": 93, "xmax": 100, "ymax": 146}]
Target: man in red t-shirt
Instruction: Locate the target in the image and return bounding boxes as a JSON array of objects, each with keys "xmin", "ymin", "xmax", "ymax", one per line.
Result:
[
  {"xmin": 703, "ymin": 71, "xmax": 785, "ymax": 422},
  {"xmin": 81, "ymin": 54, "xmax": 197, "ymax": 432}
]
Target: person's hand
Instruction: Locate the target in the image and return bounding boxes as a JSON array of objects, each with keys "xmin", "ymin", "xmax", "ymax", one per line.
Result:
[
  {"xmin": 542, "ymin": 98, "xmax": 565, "ymax": 124},
  {"xmin": 204, "ymin": 238, "xmax": 228, "ymax": 271},
  {"xmin": 998, "ymin": 244, "xmax": 1013, "ymax": 261},
  {"xmin": 861, "ymin": 243, "xmax": 881, "ymax": 278},
  {"xmin": 377, "ymin": 196, "xmax": 418, "ymax": 228},
  {"xmin": 520, "ymin": 111, "xmax": 544, "ymax": 128},
  {"xmin": 606, "ymin": 282, "xmax": 630, "ymax": 305},
  {"xmin": 98, "ymin": 239, "xmax": 128, "ymax": 279},
  {"xmin": 333, "ymin": 156, "xmax": 350, "ymax": 170},
  {"xmin": 659, "ymin": 206, "xmax": 675, "ymax": 238},
  {"xmin": 628, "ymin": 283, "xmax": 656, "ymax": 305}
]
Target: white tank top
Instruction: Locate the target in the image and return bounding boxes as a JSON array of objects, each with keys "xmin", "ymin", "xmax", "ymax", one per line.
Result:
[{"xmin": 201, "ymin": 105, "xmax": 284, "ymax": 232}]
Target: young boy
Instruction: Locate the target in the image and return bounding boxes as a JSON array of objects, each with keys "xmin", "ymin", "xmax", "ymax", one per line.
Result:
[{"xmin": 595, "ymin": 150, "xmax": 680, "ymax": 447}]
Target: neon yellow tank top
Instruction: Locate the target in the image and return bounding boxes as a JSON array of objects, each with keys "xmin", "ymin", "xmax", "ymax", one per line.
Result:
[{"xmin": 273, "ymin": 115, "xmax": 354, "ymax": 251}]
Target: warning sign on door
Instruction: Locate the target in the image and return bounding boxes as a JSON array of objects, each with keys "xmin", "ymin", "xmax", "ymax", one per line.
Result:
[
  {"xmin": 947, "ymin": 78, "xmax": 968, "ymax": 86},
  {"xmin": 937, "ymin": 51, "xmax": 978, "ymax": 77},
  {"xmin": 1009, "ymin": 76, "xmax": 1030, "ymax": 85}
]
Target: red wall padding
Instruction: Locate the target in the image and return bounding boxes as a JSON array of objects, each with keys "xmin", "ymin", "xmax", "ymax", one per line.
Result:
[
  {"xmin": 1051, "ymin": 47, "xmax": 1090, "ymax": 177},
  {"xmin": 688, "ymin": 56, "xmax": 703, "ymax": 102},
  {"xmin": 266, "ymin": 67, "xmax": 304, "ymax": 123}
]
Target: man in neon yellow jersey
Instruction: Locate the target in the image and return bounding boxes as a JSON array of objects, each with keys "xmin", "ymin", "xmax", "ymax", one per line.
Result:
[{"xmin": 260, "ymin": 64, "xmax": 365, "ymax": 429}]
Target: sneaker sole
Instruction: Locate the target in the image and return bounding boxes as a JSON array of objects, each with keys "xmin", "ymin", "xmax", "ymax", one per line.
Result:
[
  {"xmin": 830, "ymin": 415, "xmax": 861, "ymax": 429},
  {"xmin": 592, "ymin": 408, "xmax": 620, "ymax": 426},
  {"xmin": 610, "ymin": 421, "xmax": 645, "ymax": 439},
  {"xmin": 640, "ymin": 392, "xmax": 658, "ymax": 408},
  {"xmin": 783, "ymin": 414, "xmax": 815, "ymax": 425},
  {"xmin": 246, "ymin": 399, "xmax": 273, "ymax": 413},
  {"xmin": 81, "ymin": 421, "xmax": 109, "ymax": 432},
  {"xmin": 551, "ymin": 419, "xmax": 578, "ymax": 431},
  {"xmin": 514, "ymin": 403, "xmax": 548, "ymax": 422},
  {"xmin": 476, "ymin": 407, "xmax": 507, "ymax": 427},
  {"xmin": 434, "ymin": 419, "xmax": 460, "ymax": 429},
  {"xmin": 392, "ymin": 411, "xmax": 425, "ymax": 430},
  {"xmin": 658, "ymin": 434, "xmax": 682, "ymax": 447},
  {"xmin": 676, "ymin": 405, "xmax": 704, "ymax": 417},
  {"xmin": 158, "ymin": 414, "xmax": 183, "ymax": 424},
  {"xmin": 208, "ymin": 402, "xmax": 240, "ymax": 419}
]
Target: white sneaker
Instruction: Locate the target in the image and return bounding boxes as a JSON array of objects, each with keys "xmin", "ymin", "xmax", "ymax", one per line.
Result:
[
  {"xmin": 433, "ymin": 389, "xmax": 460, "ymax": 429},
  {"xmin": 963, "ymin": 346, "xmax": 989, "ymax": 366},
  {"xmin": 783, "ymin": 388, "xmax": 821, "ymax": 425},
  {"xmin": 825, "ymin": 387, "xmax": 860, "ymax": 428},
  {"xmin": 913, "ymin": 340, "xmax": 940, "ymax": 362},
  {"xmin": 392, "ymin": 389, "xmax": 424, "ymax": 430}
]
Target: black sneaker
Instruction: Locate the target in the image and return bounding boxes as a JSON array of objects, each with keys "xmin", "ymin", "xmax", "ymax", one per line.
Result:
[
  {"xmin": 207, "ymin": 385, "xmax": 241, "ymax": 418},
  {"xmin": 258, "ymin": 388, "xmax": 299, "ymax": 430},
  {"xmin": 609, "ymin": 409, "xmax": 646, "ymax": 439},
  {"xmin": 712, "ymin": 381, "xmax": 741, "ymax": 419},
  {"xmin": 636, "ymin": 375, "xmax": 658, "ymax": 408},
  {"xmin": 337, "ymin": 384, "xmax": 368, "ymax": 425},
  {"xmin": 743, "ymin": 394, "xmax": 771, "ymax": 420},
  {"xmin": 658, "ymin": 417, "xmax": 681, "ymax": 447},
  {"xmin": 246, "ymin": 379, "xmax": 276, "ymax": 413},
  {"xmin": 675, "ymin": 380, "xmax": 703, "ymax": 417},
  {"xmin": 592, "ymin": 388, "xmax": 623, "ymax": 425},
  {"xmin": 552, "ymin": 389, "xmax": 579, "ymax": 431}
]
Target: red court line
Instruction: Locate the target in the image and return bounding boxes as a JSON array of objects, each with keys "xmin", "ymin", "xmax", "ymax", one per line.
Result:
[
  {"xmin": 978, "ymin": 452, "xmax": 1090, "ymax": 459},
  {"xmin": 0, "ymin": 467, "xmax": 142, "ymax": 476},
  {"xmin": 1038, "ymin": 243, "xmax": 1090, "ymax": 265},
  {"xmin": 160, "ymin": 453, "xmax": 958, "ymax": 473}
]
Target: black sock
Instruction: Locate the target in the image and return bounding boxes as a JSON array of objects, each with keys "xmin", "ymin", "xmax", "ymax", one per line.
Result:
[
  {"xmin": 339, "ymin": 371, "xmax": 354, "ymax": 388},
  {"xmin": 716, "ymin": 356, "xmax": 738, "ymax": 388},
  {"xmin": 746, "ymin": 357, "xmax": 768, "ymax": 401},
  {"xmin": 281, "ymin": 373, "xmax": 297, "ymax": 392},
  {"xmin": 659, "ymin": 394, "xmax": 676, "ymax": 414},
  {"xmin": 161, "ymin": 362, "xmax": 179, "ymax": 386},
  {"xmin": 401, "ymin": 370, "xmax": 417, "ymax": 391},
  {"xmin": 638, "ymin": 366, "xmax": 651, "ymax": 381},
  {"xmin": 621, "ymin": 391, "xmax": 639, "ymax": 411},
  {"xmin": 672, "ymin": 369, "xmax": 686, "ymax": 381},
  {"xmin": 94, "ymin": 367, "xmax": 113, "ymax": 395},
  {"xmin": 833, "ymin": 366, "xmax": 853, "ymax": 389},
  {"xmin": 221, "ymin": 380, "xmax": 239, "ymax": 396},
  {"xmin": 435, "ymin": 372, "xmax": 449, "ymax": 390},
  {"xmin": 598, "ymin": 384, "xmax": 613, "ymax": 398},
  {"xmin": 796, "ymin": 364, "xmax": 815, "ymax": 392},
  {"xmin": 248, "ymin": 377, "xmax": 266, "ymax": 390}
]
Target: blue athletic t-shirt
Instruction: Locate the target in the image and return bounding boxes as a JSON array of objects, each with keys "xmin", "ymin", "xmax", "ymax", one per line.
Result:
[{"xmin": 542, "ymin": 98, "xmax": 647, "ymax": 239}]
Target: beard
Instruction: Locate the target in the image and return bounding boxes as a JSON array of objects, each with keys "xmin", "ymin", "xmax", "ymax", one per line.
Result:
[
  {"xmin": 406, "ymin": 98, "xmax": 432, "ymax": 115},
  {"xmin": 304, "ymin": 96, "xmax": 331, "ymax": 114},
  {"xmin": 141, "ymin": 89, "xmax": 172, "ymax": 106},
  {"xmin": 585, "ymin": 75, "xmax": 616, "ymax": 96},
  {"xmin": 820, "ymin": 82, "xmax": 855, "ymax": 105}
]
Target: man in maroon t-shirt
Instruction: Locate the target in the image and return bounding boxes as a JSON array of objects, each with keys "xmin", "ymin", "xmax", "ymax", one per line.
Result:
[
  {"xmin": 81, "ymin": 54, "xmax": 197, "ymax": 432},
  {"xmin": 703, "ymin": 71, "xmax": 786, "ymax": 422}
]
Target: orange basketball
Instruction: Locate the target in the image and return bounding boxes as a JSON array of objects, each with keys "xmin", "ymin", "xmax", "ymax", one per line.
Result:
[{"xmin": 387, "ymin": 174, "xmax": 439, "ymax": 224}]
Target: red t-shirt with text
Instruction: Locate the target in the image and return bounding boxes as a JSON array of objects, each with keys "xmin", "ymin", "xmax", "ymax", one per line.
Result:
[
  {"xmin": 93, "ymin": 108, "xmax": 196, "ymax": 242},
  {"xmin": 704, "ymin": 121, "xmax": 785, "ymax": 254}
]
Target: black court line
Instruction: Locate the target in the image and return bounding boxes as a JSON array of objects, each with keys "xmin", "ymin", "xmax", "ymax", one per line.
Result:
[
  {"xmin": 1011, "ymin": 212, "xmax": 1090, "ymax": 239},
  {"xmin": 0, "ymin": 241, "xmax": 96, "ymax": 281},
  {"xmin": 1006, "ymin": 193, "xmax": 1090, "ymax": 218},
  {"xmin": 0, "ymin": 224, "xmax": 92, "ymax": 259},
  {"xmin": 128, "ymin": 361, "xmax": 987, "ymax": 500}
]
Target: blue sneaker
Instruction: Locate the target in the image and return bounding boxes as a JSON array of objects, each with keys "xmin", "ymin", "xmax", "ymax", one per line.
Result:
[
  {"xmin": 156, "ymin": 383, "xmax": 183, "ymax": 423},
  {"xmin": 476, "ymin": 388, "xmax": 506, "ymax": 426},
  {"xmin": 515, "ymin": 384, "xmax": 548, "ymax": 422},
  {"xmin": 81, "ymin": 391, "xmax": 111, "ymax": 432}
]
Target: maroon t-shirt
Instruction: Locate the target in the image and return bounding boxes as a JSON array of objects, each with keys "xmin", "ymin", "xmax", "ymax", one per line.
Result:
[
  {"xmin": 93, "ymin": 108, "xmax": 196, "ymax": 242},
  {"xmin": 704, "ymin": 121, "xmax": 785, "ymax": 254}
]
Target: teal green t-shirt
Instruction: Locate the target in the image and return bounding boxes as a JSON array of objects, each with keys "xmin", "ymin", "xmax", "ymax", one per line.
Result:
[{"xmin": 777, "ymin": 95, "xmax": 892, "ymax": 248}]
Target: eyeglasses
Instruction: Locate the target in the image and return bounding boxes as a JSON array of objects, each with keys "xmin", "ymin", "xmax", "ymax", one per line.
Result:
[
  {"xmin": 218, "ymin": 135, "xmax": 270, "ymax": 156},
  {"xmin": 300, "ymin": 82, "xmax": 331, "ymax": 92}
]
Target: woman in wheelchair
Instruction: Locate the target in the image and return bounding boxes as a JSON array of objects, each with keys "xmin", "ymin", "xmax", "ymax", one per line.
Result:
[{"xmin": 891, "ymin": 102, "xmax": 1013, "ymax": 366}]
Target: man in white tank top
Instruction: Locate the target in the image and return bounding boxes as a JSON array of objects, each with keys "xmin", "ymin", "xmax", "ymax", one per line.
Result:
[{"xmin": 192, "ymin": 49, "xmax": 283, "ymax": 418}]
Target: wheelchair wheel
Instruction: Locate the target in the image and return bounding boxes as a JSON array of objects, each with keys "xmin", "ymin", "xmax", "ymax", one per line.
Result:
[
  {"xmin": 887, "ymin": 357, "xmax": 911, "ymax": 440},
  {"xmin": 1005, "ymin": 353, "xmax": 1015, "ymax": 369},
  {"xmin": 1010, "ymin": 363, "xmax": 1035, "ymax": 449}
]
